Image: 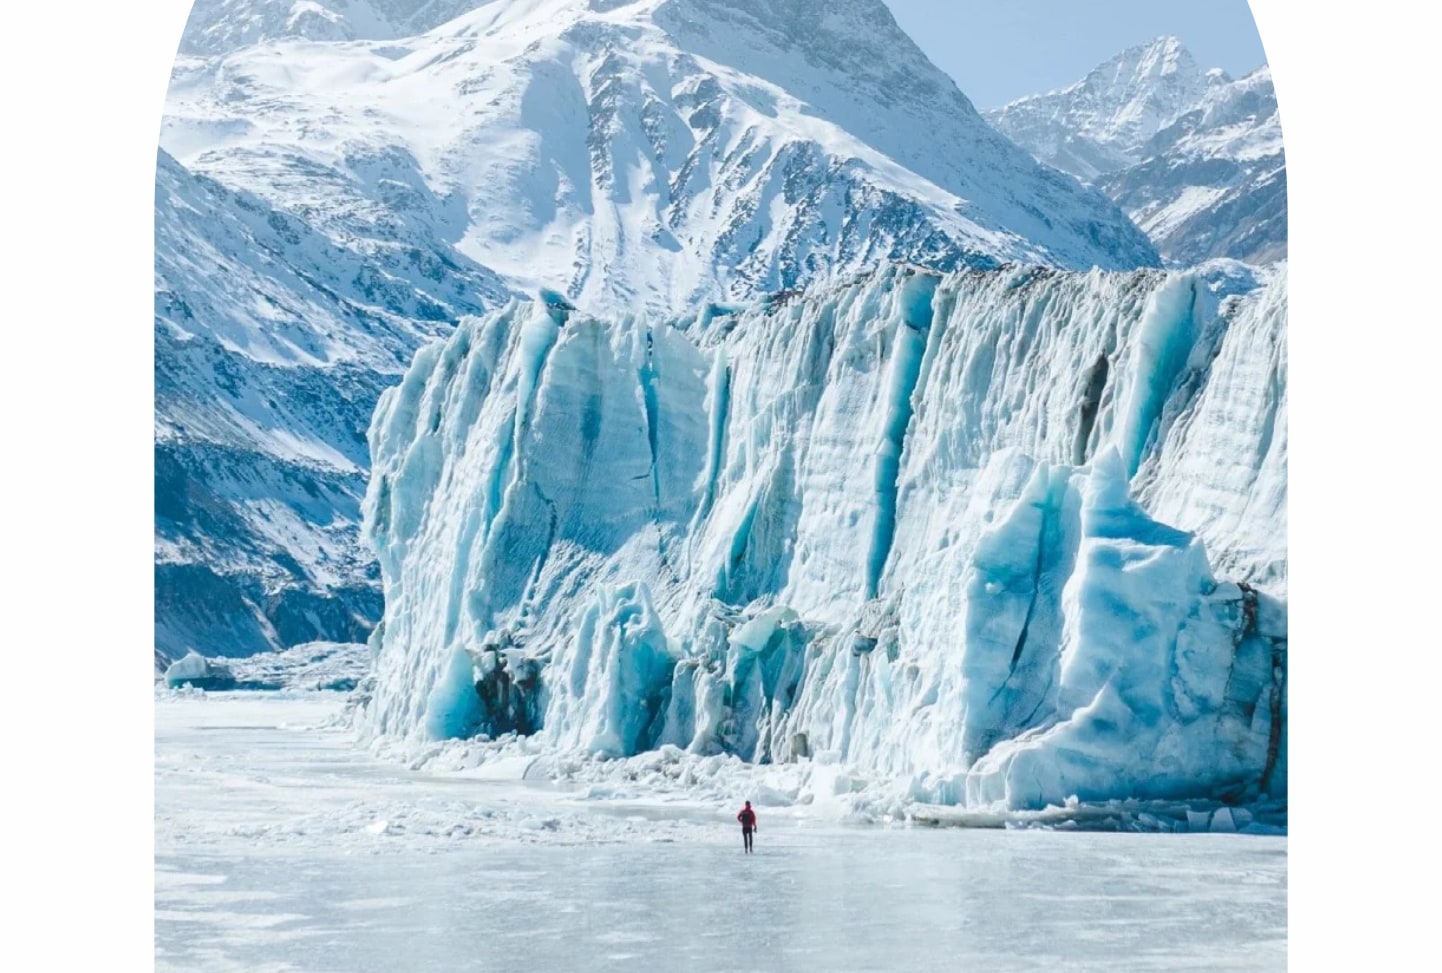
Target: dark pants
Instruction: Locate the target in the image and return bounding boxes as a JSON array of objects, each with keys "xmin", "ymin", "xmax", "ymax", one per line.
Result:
[{"xmin": 742, "ymin": 826, "xmax": 754, "ymax": 853}]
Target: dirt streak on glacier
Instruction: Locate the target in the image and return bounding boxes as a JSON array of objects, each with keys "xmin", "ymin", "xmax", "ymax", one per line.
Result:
[{"xmin": 358, "ymin": 263, "xmax": 1287, "ymax": 814}]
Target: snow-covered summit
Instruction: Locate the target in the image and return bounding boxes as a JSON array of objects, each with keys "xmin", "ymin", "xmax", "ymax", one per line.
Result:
[
  {"xmin": 165, "ymin": 0, "xmax": 1156, "ymax": 319},
  {"xmin": 985, "ymin": 36, "xmax": 1227, "ymax": 182},
  {"xmin": 1144, "ymin": 65, "xmax": 1281, "ymax": 163},
  {"xmin": 178, "ymin": 0, "xmax": 491, "ymax": 54},
  {"xmin": 987, "ymin": 38, "xmax": 1284, "ymax": 267},
  {"xmin": 1103, "ymin": 66, "xmax": 1285, "ymax": 266}
]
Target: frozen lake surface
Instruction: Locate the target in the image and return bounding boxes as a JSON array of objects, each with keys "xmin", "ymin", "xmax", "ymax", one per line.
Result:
[{"xmin": 156, "ymin": 693, "xmax": 1286, "ymax": 972}]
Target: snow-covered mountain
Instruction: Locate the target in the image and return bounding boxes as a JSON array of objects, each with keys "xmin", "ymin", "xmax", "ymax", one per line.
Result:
[
  {"xmin": 157, "ymin": 0, "xmax": 1163, "ymax": 661},
  {"xmin": 357, "ymin": 263, "xmax": 1286, "ymax": 812},
  {"xmin": 178, "ymin": 0, "xmax": 491, "ymax": 54},
  {"xmin": 985, "ymin": 36, "xmax": 1225, "ymax": 182},
  {"xmin": 164, "ymin": 0, "xmax": 1157, "ymax": 318},
  {"xmin": 986, "ymin": 37, "xmax": 1285, "ymax": 266},
  {"xmin": 155, "ymin": 148, "xmax": 506, "ymax": 659},
  {"xmin": 1100, "ymin": 67, "xmax": 1285, "ymax": 266}
]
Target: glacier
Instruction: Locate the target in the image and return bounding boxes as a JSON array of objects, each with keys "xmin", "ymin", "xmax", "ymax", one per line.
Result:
[{"xmin": 356, "ymin": 263, "xmax": 1287, "ymax": 813}]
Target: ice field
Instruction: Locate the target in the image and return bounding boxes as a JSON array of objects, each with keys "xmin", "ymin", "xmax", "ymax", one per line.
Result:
[{"xmin": 156, "ymin": 692, "xmax": 1286, "ymax": 972}]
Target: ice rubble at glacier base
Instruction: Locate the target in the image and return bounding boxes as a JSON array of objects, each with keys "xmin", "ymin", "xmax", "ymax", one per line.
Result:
[{"xmin": 353, "ymin": 262, "xmax": 1287, "ymax": 821}]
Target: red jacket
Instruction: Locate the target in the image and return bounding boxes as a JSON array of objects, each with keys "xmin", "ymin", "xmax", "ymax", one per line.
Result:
[{"xmin": 737, "ymin": 806, "xmax": 757, "ymax": 828}]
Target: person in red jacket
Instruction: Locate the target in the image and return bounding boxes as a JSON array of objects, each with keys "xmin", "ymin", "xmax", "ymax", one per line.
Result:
[{"xmin": 737, "ymin": 801, "xmax": 757, "ymax": 853}]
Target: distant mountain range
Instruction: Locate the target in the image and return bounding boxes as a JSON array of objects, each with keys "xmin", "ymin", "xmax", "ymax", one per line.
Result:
[{"xmin": 986, "ymin": 35, "xmax": 1285, "ymax": 266}]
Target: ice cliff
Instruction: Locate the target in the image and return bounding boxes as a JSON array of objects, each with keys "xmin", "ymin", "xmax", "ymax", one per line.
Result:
[{"xmin": 358, "ymin": 263, "xmax": 1286, "ymax": 810}]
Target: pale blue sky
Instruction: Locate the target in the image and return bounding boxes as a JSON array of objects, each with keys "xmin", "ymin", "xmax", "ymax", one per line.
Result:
[{"xmin": 883, "ymin": 1, "xmax": 1268, "ymax": 109}]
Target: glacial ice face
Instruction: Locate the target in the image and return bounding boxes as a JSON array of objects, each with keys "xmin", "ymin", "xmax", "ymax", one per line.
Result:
[{"xmin": 360, "ymin": 264, "xmax": 1286, "ymax": 809}]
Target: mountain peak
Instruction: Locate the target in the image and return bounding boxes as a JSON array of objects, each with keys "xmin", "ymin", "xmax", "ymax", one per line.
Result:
[
  {"xmin": 1083, "ymin": 34, "xmax": 1204, "ymax": 90},
  {"xmin": 986, "ymin": 35, "xmax": 1228, "ymax": 180},
  {"xmin": 1134, "ymin": 34, "xmax": 1185, "ymax": 60},
  {"xmin": 1093, "ymin": 34, "xmax": 1222, "ymax": 91},
  {"xmin": 653, "ymin": 0, "xmax": 955, "ymax": 103},
  {"xmin": 168, "ymin": 0, "xmax": 1157, "ymax": 314},
  {"xmin": 986, "ymin": 35, "xmax": 1284, "ymax": 267}
]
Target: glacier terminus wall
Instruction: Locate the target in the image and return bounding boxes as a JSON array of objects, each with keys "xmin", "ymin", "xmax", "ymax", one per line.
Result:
[{"xmin": 358, "ymin": 264, "xmax": 1286, "ymax": 812}]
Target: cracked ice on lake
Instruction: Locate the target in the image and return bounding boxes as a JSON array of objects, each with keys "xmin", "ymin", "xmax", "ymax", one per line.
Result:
[{"xmin": 155, "ymin": 692, "xmax": 1287, "ymax": 972}]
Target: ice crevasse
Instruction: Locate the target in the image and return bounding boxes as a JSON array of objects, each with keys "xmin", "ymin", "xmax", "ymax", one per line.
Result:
[{"xmin": 358, "ymin": 263, "xmax": 1286, "ymax": 811}]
